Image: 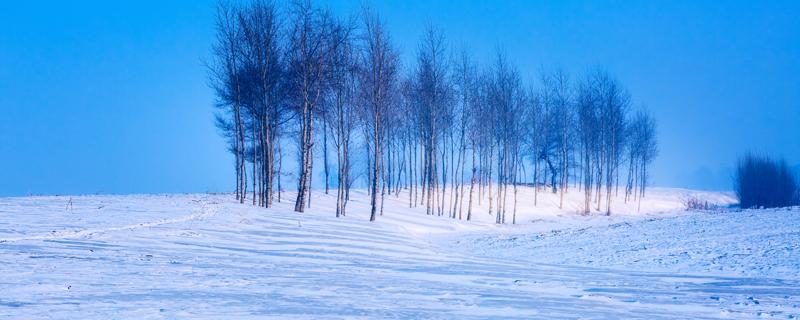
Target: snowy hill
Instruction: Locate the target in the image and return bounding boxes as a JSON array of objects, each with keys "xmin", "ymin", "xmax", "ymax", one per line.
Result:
[{"xmin": 1, "ymin": 188, "xmax": 799, "ymax": 319}]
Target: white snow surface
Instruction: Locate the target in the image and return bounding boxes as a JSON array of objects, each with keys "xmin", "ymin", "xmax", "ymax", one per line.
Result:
[{"xmin": 1, "ymin": 187, "xmax": 799, "ymax": 319}]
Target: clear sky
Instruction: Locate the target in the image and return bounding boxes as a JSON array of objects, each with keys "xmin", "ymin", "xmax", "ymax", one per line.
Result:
[{"xmin": 1, "ymin": 0, "xmax": 798, "ymax": 196}]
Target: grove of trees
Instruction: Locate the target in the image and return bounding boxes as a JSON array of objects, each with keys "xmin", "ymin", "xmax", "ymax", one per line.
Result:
[
  {"xmin": 734, "ymin": 153, "xmax": 799, "ymax": 209},
  {"xmin": 210, "ymin": 0, "xmax": 659, "ymax": 222}
]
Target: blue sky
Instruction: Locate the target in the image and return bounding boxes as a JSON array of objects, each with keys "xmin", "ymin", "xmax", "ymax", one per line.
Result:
[{"xmin": 1, "ymin": 0, "xmax": 798, "ymax": 196}]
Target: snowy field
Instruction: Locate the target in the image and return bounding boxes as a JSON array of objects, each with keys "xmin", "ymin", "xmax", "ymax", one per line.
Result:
[{"xmin": 1, "ymin": 187, "xmax": 799, "ymax": 319}]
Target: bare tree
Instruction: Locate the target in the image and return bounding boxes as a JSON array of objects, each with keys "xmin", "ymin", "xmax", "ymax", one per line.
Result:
[
  {"xmin": 359, "ymin": 7, "xmax": 399, "ymax": 221},
  {"xmin": 210, "ymin": 2, "xmax": 248, "ymax": 204},
  {"xmin": 524, "ymin": 84, "xmax": 545, "ymax": 206},
  {"xmin": 539, "ymin": 70, "xmax": 573, "ymax": 209},
  {"xmin": 576, "ymin": 74, "xmax": 600, "ymax": 214},
  {"xmin": 323, "ymin": 15, "xmax": 357, "ymax": 217},
  {"xmin": 238, "ymin": 0, "xmax": 283, "ymax": 208},
  {"xmin": 285, "ymin": 0, "xmax": 338, "ymax": 212},
  {"xmin": 599, "ymin": 72, "xmax": 629, "ymax": 215},
  {"xmin": 574, "ymin": 70, "xmax": 630, "ymax": 215},
  {"xmin": 452, "ymin": 49, "xmax": 477, "ymax": 219},
  {"xmin": 412, "ymin": 25, "xmax": 453, "ymax": 217},
  {"xmin": 464, "ymin": 72, "xmax": 488, "ymax": 221},
  {"xmin": 624, "ymin": 109, "xmax": 658, "ymax": 210},
  {"xmin": 486, "ymin": 51, "xmax": 525, "ymax": 224}
]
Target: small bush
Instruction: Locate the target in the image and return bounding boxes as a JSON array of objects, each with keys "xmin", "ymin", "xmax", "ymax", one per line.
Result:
[
  {"xmin": 685, "ymin": 197, "xmax": 711, "ymax": 211},
  {"xmin": 734, "ymin": 153, "xmax": 799, "ymax": 209}
]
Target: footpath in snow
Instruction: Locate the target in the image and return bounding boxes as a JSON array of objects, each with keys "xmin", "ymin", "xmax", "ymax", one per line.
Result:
[{"xmin": 0, "ymin": 187, "xmax": 798, "ymax": 319}]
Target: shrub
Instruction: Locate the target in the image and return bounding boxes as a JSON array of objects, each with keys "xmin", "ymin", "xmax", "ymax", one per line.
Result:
[
  {"xmin": 685, "ymin": 197, "xmax": 711, "ymax": 211},
  {"xmin": 734, "ymin": 153, "xmax": 799, "ymax": 209}
]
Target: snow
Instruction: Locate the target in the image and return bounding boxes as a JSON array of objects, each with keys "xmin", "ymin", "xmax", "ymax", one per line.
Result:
[
  {"xmin": 0, "ymin": 187, "xmax": 798, "ymax": 319},
  {"xmin": 452, "ymin": 207, "xmax": 800, "ymax": 280}
]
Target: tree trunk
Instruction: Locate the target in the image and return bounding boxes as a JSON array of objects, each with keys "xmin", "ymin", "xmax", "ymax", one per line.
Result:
[
  {"xmin": 323, "ymin": 120, "xmax": 330, "ymax": 195},
  {"xmin": 467, "ymin": 145, "xmax": 476, "ymax": 221},
  {"xmin": 294, "ymin": 106, "xmax": 314, "ymax": 213},
  {"xmin": 252, "ymin": 129, "xmax": 258, "ymax": 206},
  {"xmin": 369, "ymin": 115, "xmax": 381, "ymax": 222}
]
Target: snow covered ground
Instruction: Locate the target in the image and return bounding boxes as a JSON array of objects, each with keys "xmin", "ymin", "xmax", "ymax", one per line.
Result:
[{"xmin": 1, "ymin": 187, "xmax": 798, "ymax": 319}]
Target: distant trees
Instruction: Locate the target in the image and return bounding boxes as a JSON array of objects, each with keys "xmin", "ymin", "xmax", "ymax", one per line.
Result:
[
  {"xmin": 209, "ymin": 0, "xmax": 660, "ymax": 221},
  {"xmin": 735, "ymin": 153, "xmax": 798, "ymax": 209}
]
